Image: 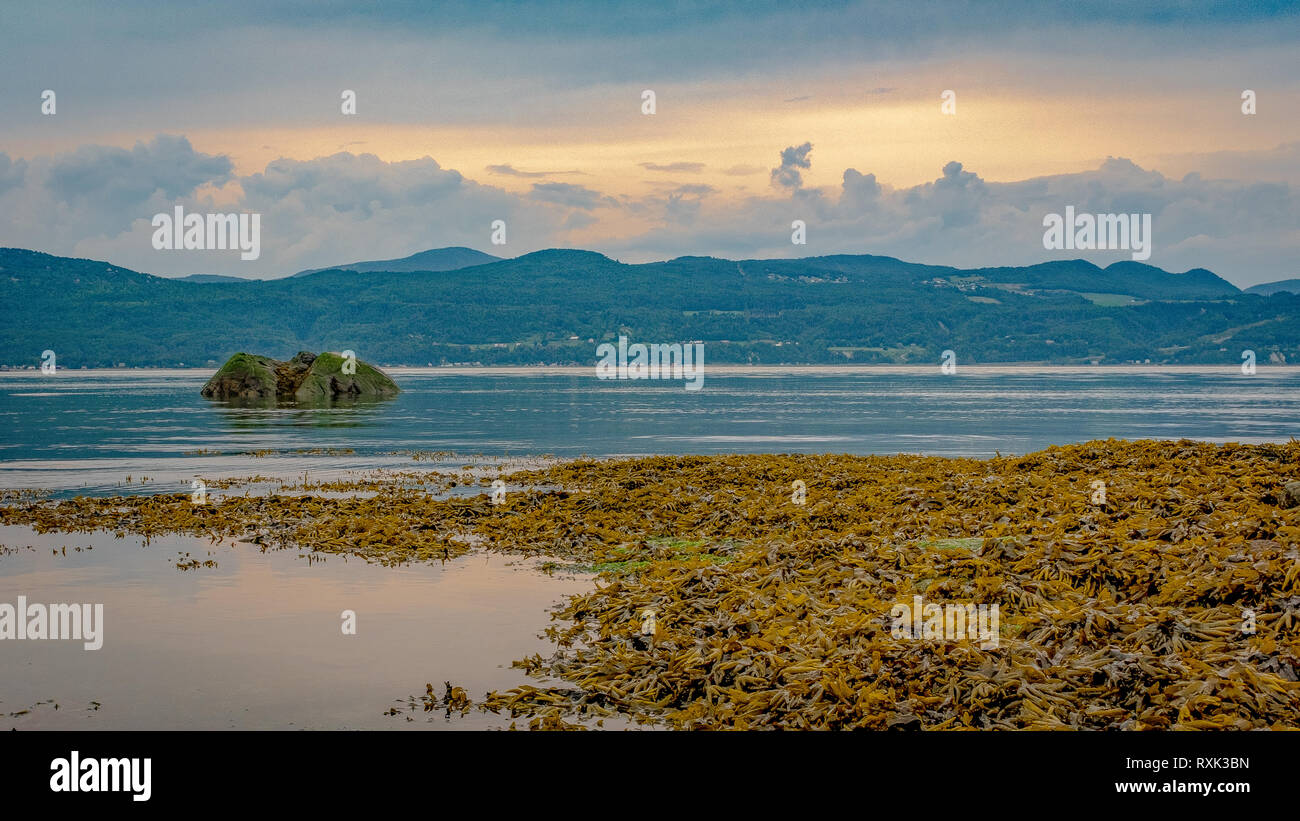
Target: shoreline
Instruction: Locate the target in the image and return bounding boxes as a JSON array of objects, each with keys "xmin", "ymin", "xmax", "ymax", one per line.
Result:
[{"xmin": 5, "ymin": 363, "xmax": 1300, "ymax": 375}]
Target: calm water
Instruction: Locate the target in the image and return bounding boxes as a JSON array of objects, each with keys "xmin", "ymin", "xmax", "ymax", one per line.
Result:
[
  {"xmin": 2, "ymin": 366, "xmax": 1296, "ymax": 729},
  {"xmin": 1, "ymin": 366, "xmax": 1296, "ymax": 496},
  {"xmin": 0, "ymin": 526, "xmax": 599, "ymax": 730}
]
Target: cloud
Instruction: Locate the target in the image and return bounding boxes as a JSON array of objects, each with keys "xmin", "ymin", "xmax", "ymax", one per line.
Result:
[
  {"xmin": 0, "ymin": 153, "xmax": 27, "ymax": 197},
  {"xmin": 3, "ymin": 136, "xmax": 1298, "ymax": 287},
  {"xmin": 1152, "ymin": 142, "xmax": 1300, "ymax": 187},
  {"xmin": 771, "ymin": 142, "xmax": 813, "ymax": 190},
  {"xmin": 669, "ymin": 184, "xmax": 716, "ymax": 196},
  {"xmin": 3, "ymin": 0, "xmax": 1294, "ymax": 169},
  {"xmin": 0, "ymin": 140, "xmax": 584, "ymax": 276},
  {"xmin": 841, "ymin": 168, "xmax": 881, "ymax": 209},
  {"xmin": 662, "ymin": 184, "xmax": 717, "ymax": 224},
  {"xmin": 527, "ymin": 182, "xmax": 617, "ymax": 210},
  {"xmin": 600, "ymin": 150, "xmax": 1300, "ymax": 287},
  {"xmin": 639, "ymin": 162, "xmax": 705, "ymax": 173},
  {"xmin": 43, "ymin": 136, "xmax": 232, "ymax": 208},
  {"xmin": 908, "ymin": 161, "xmax": 988, "ymax": 228},
  {"xmin": 487, "ymin": 164, "xmax": 584, "ymax": 178},
  {"xmin": 0, "ymin": 136, "xmax": 233, "ymax": 255}
]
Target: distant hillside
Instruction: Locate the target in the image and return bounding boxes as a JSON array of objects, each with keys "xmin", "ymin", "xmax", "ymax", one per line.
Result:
[
  {"xmin": 2, "ymin": 246, "xmax": 1295, "ymax": 368},
  {"xmin": 293, "ymin": 246, "xmax": 501, "ymax": 277},
  {"xmin": 1246, "ymin": 278, "xmax": 1300, "ymax": 296},
  {"xmin": 959, "ymin": 260, "xmax": 1237, "ymax": 301},
  {"xmin": 175, "ymin": 274, "xmax": 253, "ymax": 283}
]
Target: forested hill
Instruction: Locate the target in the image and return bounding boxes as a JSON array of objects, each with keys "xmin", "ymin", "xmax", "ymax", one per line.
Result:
[
  {"xmin": 292, "ymin": 246, "xmax": 501, "ymax": 277},
  {"xmin": 3, "ymin": 246, "xmax": 1295, "ymax": 368}
]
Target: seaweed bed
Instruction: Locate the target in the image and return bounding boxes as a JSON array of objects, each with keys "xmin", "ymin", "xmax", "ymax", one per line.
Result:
[{"xmin": 4, "ymin": 438, "xmax": 1300, "ymax": 730}]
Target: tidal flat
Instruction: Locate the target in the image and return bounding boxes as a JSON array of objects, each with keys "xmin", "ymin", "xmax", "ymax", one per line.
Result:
[{"xmin": 3, "ymin": 438, "xmax": 1299, "ymax": 730}]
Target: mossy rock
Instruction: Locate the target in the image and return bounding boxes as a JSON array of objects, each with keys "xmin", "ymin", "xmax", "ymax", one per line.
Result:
[
  {"xmin": 201, "ymin": 351, "xmax": 399, "ymax": 401},
  {"xmin": 293, "ymin": 351, "xmax": 400, "ymax": 400},
  {"xmin": 199, "ymin": 353, "xmax": 280, "ymax": 399}
]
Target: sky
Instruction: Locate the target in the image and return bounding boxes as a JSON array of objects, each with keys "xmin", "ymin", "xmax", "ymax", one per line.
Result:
[{"xmin": 0, "ymin": 0, "xmax": 1297, "ymax": 286}]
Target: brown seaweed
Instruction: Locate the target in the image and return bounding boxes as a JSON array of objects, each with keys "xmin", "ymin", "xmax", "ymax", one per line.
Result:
[{"xmin": 5, "ymin": 438, "xmax": 1299, "ymax": 729}]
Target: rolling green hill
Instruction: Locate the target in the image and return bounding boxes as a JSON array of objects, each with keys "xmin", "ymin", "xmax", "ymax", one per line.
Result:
[
  {"xmin": 1, "ymin": 246, "xmax": 1294, "ymax": 368},
  {"xmin": 292, "ymin": 246, "xmax": 501, "ymax": 277},
  {"xmin": 1246, "ymin": 278, "xmax": 1300, "ymax": 296}
]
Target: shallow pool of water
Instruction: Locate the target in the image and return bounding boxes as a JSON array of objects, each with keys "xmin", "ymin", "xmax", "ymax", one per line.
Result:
[{"xmin": 0, "ymin": 524, "xmax": 595, "ymax": 730}]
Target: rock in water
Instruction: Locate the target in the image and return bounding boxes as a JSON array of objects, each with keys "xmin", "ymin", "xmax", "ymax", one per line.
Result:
[
  {"xmin": 292, "ymin": 351, "xmax": 400, "ymax": 400},
  {"xmin": 199, "ymin": 353, "xmax": 280, "ymax": 399},
  {"xmin": 200, "ymin": 351, "xmax": 400, "ymax": 400}
]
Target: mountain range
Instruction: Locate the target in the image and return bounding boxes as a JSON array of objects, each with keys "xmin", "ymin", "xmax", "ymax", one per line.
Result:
[{"xmin": 2, "ymin": 246, "xmax": 1297, "ymax": 368}]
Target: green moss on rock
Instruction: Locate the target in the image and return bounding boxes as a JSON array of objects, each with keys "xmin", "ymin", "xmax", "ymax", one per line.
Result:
[
  {"xmin": 199, "ymin": 352, "xmax": 280, "ymax": 399},
  {"xmin": 294, "ymin": 352, "xmax": 400, "ymax": 400},
  {"xmin": 200, "ymin": 351, "xmax": 399, "ymax": 400}
]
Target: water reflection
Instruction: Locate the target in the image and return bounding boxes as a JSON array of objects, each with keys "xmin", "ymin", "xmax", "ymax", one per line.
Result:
[
  {"xmin": 208, "ymin": 394, "xmax": 396, "ymax": 431},
  {"xmin": 0, "ymin": 524, "xmax": 592, "ymax": 730}
]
